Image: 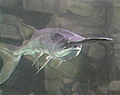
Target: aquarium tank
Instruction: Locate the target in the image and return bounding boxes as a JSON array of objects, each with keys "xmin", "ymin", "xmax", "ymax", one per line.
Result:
[{"xmin": 0, "ymin": 0, "xmax": 119, "ymax": 95}]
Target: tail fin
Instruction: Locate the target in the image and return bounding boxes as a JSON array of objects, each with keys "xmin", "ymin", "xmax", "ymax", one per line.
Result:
[{"xmin": 0, "ymin": 42, "xmax": 21, "ymax": 84}]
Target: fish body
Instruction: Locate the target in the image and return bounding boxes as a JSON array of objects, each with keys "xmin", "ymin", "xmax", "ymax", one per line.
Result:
[
  {"xmin": 15, "ymin": 28, "xmax": 84, "ymax": 60},
  {"xmin": 0, "ymin": 28, "xmax": 112, "ymax": 84}
]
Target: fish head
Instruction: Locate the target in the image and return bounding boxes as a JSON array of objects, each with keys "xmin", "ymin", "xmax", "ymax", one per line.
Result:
[{"xmin": 52, "ymin": 28, "xmax": 84, "ymax": 60}]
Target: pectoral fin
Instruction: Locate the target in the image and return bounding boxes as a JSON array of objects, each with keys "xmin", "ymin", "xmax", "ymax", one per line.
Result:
[
  {"xmin": 36, "ymin": 57, "xmax": 52, "ymax": 74},
  {"xmin": 32, "ymin": 52, "xmax": 43, "ymax": 66}
]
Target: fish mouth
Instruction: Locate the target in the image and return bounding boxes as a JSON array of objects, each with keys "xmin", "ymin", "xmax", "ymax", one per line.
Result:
[
  {"xmin": 63, "ymin": 40, "xmax": 82, "ymax": 49},
  {"xmin": 55, "ymin": 44, "xmax": 82, "ymax": 60},
  {"xmin": 63, "ymin": 44, "xmax": 80, "ymax": 49}
]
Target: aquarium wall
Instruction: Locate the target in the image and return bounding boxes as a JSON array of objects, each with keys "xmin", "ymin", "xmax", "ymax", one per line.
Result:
[{"xmin": 0, "ymin": 0, "xmax": 119, "ymax": 95}]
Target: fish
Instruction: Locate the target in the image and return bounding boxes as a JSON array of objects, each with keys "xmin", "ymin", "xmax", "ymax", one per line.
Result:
[{"xmin": 0, "ymin": 28, "xmax": 113, "ymax": 84}]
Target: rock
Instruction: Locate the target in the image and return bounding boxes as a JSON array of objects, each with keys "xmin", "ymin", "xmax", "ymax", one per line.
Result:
[
  {"xmin": 110, "ymin": 1, "xmax": 120, "ymax": 82},
  {"xmin": 0, "ymin": 23, "xmax": 20, "ymax": 40},
  {"xmin": 88, "ymin": 43, "xmax": 105, "ymax": 59},
  {"xmin": 113, "ymin": 50, "xmax": 120, "ymax": 70},
  {"xmin": 45, "ymin": 57, "xmax": 80, "ymax": 79},
  {"xmin": 0, "ymin": 15, "xmax": 21, "ymax": 40},
  {"xmin": 109, "ymin": 81, "xmax": 120, "ymax": 91},
  {"xmin": 67, "ymin": 0, "xmax": 95, "ymax": 16},
  {"xmin": 0, "ymin": 89, "xmax": 3, "ymax": 95},
  {"xmin": 111, "ymin": 31, "xmax": 120, "ymax": 44},
  {"xmin": 23, "ymin": 0, "xmax": 59, "ymax": 13},
  {"xmin": 72, "ymin": 82, "xmax": 80, "ymax": 92},
  {"xmin": 113, "ymin": 1, "xmax": 120, "ymax": 7},
  {"xmin": 112, "ymin": 8, "xmax": 120, "ymax": 31},
  {"xmin": 45, "ymin": 79, "xmax": 63, "ymax": 95},
  {"xmin": 62, "ymin": 77, "xmax": 72, "ymax": 84},
  {"xmin": 97, "ymin": 85, "xmax": 109, "ymax": 94},
  {"xmin": 1, "ymin": 0, "xmax": 16, "ymax": 7},
  {"xmin": 0, "ymin": 14, "xmax": 35, "ymax": 42},
  {"xmin": 114, "ymin": 44, "xmax": 120, "ymax": 50}
]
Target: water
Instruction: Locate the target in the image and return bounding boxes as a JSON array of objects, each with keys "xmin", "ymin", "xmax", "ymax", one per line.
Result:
[{"xmin": 0, "ymin": 0, "xmax": 119, "ymax": 95}]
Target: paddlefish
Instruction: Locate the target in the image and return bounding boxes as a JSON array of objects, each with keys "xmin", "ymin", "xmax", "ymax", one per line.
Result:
[{"xmin": 0, "ymin": 28, "xmax": 113, "ymax": 84}]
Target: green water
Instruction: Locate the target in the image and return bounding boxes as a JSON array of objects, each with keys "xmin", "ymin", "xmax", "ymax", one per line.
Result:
[{"xmin": 0, "ymin": 0, "xmax": 119, "ymax": 95}]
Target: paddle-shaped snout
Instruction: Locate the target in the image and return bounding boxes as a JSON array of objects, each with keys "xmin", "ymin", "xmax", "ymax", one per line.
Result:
[{"xmin": 64, "ymin": 35, "xmax": 113, "ymax": 48}]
